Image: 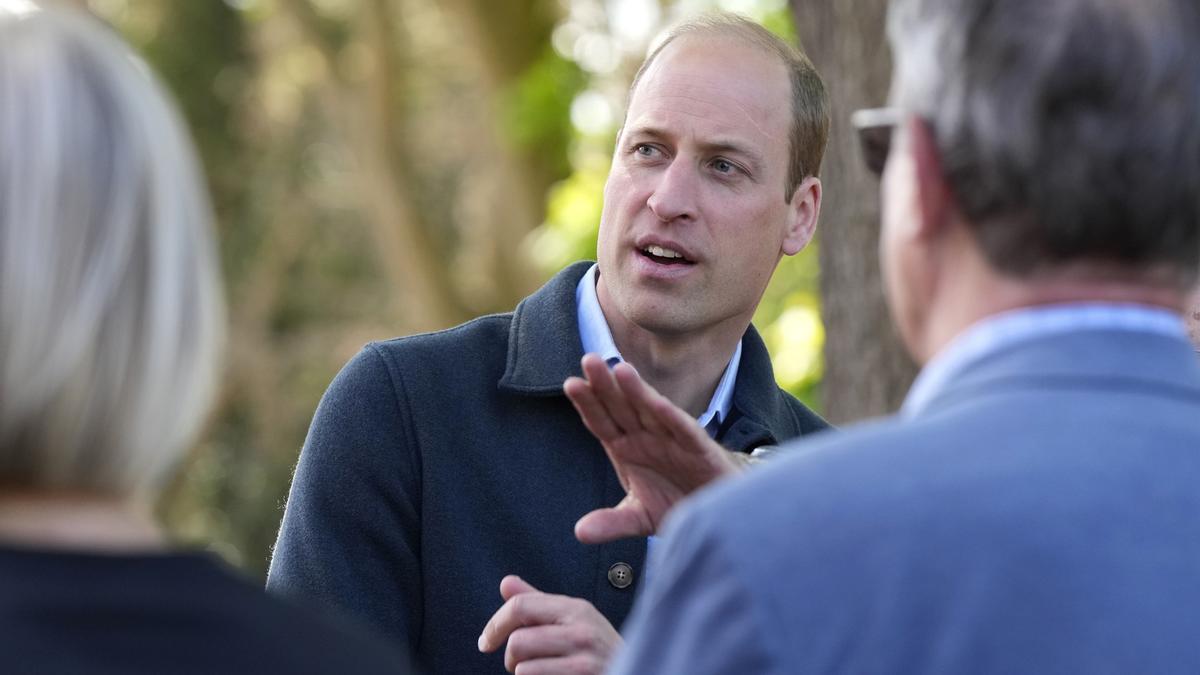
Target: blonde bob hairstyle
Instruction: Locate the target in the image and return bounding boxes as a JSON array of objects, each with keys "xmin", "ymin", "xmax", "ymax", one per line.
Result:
[{"xmin": 0, "ymin": 2, "xmax": 225, "ymax": 497}]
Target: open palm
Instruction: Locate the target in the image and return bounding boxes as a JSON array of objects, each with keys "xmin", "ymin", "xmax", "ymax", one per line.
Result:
[{"xmin": 565, "ymin": 354, "xmax": 739, "ymax": 544}]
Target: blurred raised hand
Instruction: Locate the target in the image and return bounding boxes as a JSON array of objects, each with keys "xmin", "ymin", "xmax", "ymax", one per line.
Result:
[{"xmin": 564, "ymin": 354, "xmax": 741, "ymax": 545}]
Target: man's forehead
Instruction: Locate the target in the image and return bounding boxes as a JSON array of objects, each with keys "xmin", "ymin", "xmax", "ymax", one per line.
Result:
[
  {"xmin": 634, "ymin": 35, "xmax": 787, "ymax": 101},
  {"xmin": 623, "ymin": 97, "xmax": 777, "ymax": 157},
  {"xmin": 633, "ymin": 72, "xmax": 775, "ymax": 115},
  {"xmin": 626, "ymin": 37, "xmax": 790, "ymax": 142}
]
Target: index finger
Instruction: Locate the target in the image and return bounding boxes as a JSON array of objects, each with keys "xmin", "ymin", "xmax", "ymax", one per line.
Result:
[
  {"xmin": 613, "ymin": 363, "xmax": 707, "ymax": 447},
  {"xmin": 478, "ymin": 592, "xmax": 577, "ymax": 653},
  {"xmin": 581, "ymin": 354, "xmax": 642, "ymax": 435},
  {"xmin": 564, "ymin": 377, "xmax": 624, "ymax": 443},
  {"xmin": 609, "ymin": 362, "xmax": 668, "ymax": 436}
]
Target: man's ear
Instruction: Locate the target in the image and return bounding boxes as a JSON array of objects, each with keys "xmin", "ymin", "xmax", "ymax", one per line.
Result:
[
  {"xmin": 905, "ymin": 116, "xmax": 952, "ymax": 240},
  {"xmin": 782, "ymin": 176, "xmax": 822, "ymax": 256}
]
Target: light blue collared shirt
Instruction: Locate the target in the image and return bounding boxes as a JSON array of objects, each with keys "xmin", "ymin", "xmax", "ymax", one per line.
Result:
[
  {"xmin": 903, "ymin": 302, "xmax": 1189, "ymax": 418},
  {"xmin": 576, "ymin": 264, "xmax": 743, "ymax": 573},
  {"xmin": 575, "ymin": 264, "xmax": 742, "ymax": 436}
]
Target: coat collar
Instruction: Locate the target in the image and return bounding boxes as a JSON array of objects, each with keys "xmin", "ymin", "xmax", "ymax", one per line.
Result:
[
  {"xmin": 918, "ymin": 328, "xmax": 1200, "ymax": 417},
  {"xmin": 498, "ymin": 261, "xmax": 592, "ymax": 395},
  {"xmin": 722, "ymin": 326, "xmax": 794, "ymax": 450},
  {"xmin": 498, "ymin": 261, "xmax": 795, "ymax": 450}
]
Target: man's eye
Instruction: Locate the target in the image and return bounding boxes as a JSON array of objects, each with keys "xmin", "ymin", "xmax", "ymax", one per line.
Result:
[
  {"xmin": 712, "ymin": 159, "xmax": 735, "ymax": 174},
  {"xmin": 634, "ymin": 144, "xmax": 658, "ymax": 157}
]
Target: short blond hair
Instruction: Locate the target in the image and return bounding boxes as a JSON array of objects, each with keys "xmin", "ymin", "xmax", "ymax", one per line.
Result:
[{"xmin": 0, "ymin": 3, "xmax": 225, "ymax": 496}]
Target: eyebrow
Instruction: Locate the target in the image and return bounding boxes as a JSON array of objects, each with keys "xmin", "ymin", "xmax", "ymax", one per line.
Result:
[{"xmin": 626, "ymin": 125, "xmax": 766, "ymax": 176}]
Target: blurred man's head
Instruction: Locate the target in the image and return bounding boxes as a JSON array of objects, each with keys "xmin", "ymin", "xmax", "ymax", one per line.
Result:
[
  {"xmin": 596, "ymin": 13, "xmax": 829, "ymax": 341},
  {"xmin": 873, "ymin": 0, "xmax": 1200, "ymax": 360},
  {"xmin": 0, "ymin": 5, "xmax": 224, "ymax": 499}
]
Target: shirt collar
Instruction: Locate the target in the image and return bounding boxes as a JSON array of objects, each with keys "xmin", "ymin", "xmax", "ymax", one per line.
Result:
[
  {"xmin": 576, "ymin": 264, "xmax": 742, "ymax": 436},
  {"xmin": 903, "ymin": 302, "xmax": 1189, "ymax": 417}
]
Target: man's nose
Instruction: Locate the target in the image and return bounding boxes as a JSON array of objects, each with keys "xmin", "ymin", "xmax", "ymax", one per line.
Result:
[{"xmin": 647, "ymin": 158, "xmax": 698, "ymax": 223}]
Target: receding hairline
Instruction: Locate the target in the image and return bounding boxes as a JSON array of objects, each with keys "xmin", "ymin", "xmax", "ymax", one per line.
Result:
[{"xmin": 629, "ymin": 15, "xmax": 800, "ymax": 105}]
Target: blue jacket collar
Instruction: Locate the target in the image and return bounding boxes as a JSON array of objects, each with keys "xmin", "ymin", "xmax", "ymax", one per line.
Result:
[
  {"xmin": 498, "ymin": 261, "xmax": 593, "ymax": 395},
  {"xmin": 497, "ymin": 261, "xmax": 804, "ymax": 449},
  {"xmin": 918, "ymin": 328, "xmax": 1200, "ymax": 418}
]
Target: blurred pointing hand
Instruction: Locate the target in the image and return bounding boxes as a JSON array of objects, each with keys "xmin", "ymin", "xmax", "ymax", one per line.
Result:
[{"xmin": 478, "ymin": 575, "xmax": 621, "ymax": 675}]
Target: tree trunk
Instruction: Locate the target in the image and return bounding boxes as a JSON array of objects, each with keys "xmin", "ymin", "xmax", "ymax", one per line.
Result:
[{"xmin": 791, "ymin": 0, "xmax": 918, "ymax": 424}]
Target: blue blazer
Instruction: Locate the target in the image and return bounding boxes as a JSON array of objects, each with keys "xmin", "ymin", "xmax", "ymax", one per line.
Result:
[
  {"xmin": 613, "ymin": 328, "xmax": 1200, "ymax": 674},
  {"xmin": 267, "ymin": 262, "xmax": 829, "ymax": 674}
]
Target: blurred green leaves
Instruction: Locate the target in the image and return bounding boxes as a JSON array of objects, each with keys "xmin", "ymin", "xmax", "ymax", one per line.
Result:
[{"xmin": 502, "ymin": 47, "xmax": 587, "ymax": 180}]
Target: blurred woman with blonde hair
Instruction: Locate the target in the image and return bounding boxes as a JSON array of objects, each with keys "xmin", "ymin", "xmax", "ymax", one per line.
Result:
[{"xmin": 0, "ymin": 2, "xmax": 408, "ymax": 671}]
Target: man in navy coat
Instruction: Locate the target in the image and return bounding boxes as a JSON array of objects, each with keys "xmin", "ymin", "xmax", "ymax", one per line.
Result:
[
  {"xmin": 603, "ymin": 0, "xmax": 1200, "ymax": 672},
  {"xmin": 267, "ymin": 13, "xmax": 832, "ymax": 674}
]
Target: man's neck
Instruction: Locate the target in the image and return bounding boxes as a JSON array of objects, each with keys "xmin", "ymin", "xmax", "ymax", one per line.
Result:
[
  {"xmin": 0, "ymin": 490, "xmax": 164, "ymax": 553},
  {"xmin": 596, "ymin": 283, "xmax": 745, "ymax": 418}
]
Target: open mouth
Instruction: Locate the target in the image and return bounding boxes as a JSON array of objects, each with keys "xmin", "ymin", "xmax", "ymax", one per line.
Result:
[{"xmin": 640, "ymin": 244, "xmax": 694, "ymax": 266}]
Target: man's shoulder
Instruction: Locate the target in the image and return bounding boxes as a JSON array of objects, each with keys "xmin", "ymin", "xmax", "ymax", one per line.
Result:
[
  {"xmin": 370, "ymin": 312, "xmax": 514, "ymax": 362},
  {"xmin": 361, "ymin": 261, "xmax": 592, "ymax": 375},
  {"xmin": 651, "ymin": 414, "xmax": 982, "ymax": 642},
  {"xmin": 696, "ymin": 403, "xmax": 1023, "ymax": 531},
  {"xmin": 207, "ymin": 563, "xmax": 413, "ymax": 673},
  {"xmin": 675, "ymin": 410, "xmax": 1001, "ymax": 575},
  {"xmin": 321, "ymin": 313, "xmax": 516, "ymax": 404},
  {"xmin": 684, "ymin": 377, "xmax": 1200, "ymax": 563},
  {"xmin": 693, "ymin": 416, "xmax": 912, "ymax": 532},
  {"xmin": 773, "ymin": 387, "xmax": 830, "ymax": 434}
]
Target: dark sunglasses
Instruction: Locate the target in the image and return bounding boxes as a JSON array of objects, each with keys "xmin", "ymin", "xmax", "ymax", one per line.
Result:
[{"xmin": 851, "ymin": 107, "xmax": 901, "ymax": 176}]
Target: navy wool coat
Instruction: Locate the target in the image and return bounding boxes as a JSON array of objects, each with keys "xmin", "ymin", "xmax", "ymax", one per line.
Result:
[{"xmin": 267, "ymin": 261, "xmax": 829, "ymax": 674}]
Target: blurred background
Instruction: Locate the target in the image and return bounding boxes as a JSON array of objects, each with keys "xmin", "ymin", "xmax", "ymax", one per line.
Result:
[{"xmin": 73, "ymin": 0, "xmax": 910, "ymax": 579}]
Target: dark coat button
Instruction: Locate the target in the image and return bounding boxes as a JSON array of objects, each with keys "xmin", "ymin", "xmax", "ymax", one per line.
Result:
[{"xmin": 608, "ymin": 562, "xmax": 634, "ymax": 589}]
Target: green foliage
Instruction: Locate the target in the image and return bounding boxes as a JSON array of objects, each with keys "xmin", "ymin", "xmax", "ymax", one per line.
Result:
[
  {"xmin": 501, "ymin": 47, "xmax": 588, "ymax": 180},
  {"xmin": 527, "ymin": 157, "xmax": 607, "ymax": 270},
  {"xmin": 130, "ymin": 1, "xmax": 252, "ymax": 219},
  {"xmin": 760, "ymin": 6, "xmax": 798, "ymax": 44},
  {"xmin": 753, "ymin": 246, "xmax": 824, "ymax": 409}
]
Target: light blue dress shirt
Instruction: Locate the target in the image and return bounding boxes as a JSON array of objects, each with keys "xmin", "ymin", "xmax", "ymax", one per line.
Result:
[
  {"xmin": 575, "ymin": 264, "xmax": 741, "ymax": 434},
  {"xmin": 575, "ymin": 263, "xmax": 743, "ymax": 569}
]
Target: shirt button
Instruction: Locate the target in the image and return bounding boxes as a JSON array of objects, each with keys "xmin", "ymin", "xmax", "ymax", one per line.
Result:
[{"xmin": 608, "ymin": 562, "xmax": 634, "ymax": 589}]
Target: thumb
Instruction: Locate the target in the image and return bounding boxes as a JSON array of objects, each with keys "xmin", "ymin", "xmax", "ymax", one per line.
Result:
[
  {"xmin": 575, "ymin": 503, "xmax": 653, "ymax": 545},
  {"xmin": 499, "ymin": 574, "xmax": 538, "ymax": 601}
]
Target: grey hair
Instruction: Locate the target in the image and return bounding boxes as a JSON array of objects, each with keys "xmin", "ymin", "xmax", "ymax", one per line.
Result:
[
  {"xmin": 0, "ymin": 4, "xmax": 225, "ymax": 497},
  {"xmin": 887, "ymin": 0, "xmax": 1200, "ymax": 287}
]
